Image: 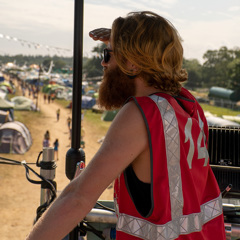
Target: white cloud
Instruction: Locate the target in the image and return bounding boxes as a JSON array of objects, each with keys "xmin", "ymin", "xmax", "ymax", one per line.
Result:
[
  {"xmin": 228, "ymin": 6, "xmax": 240, "ymax": 12},
  {"xmin": 0, "ymin": 0, "xmax": 239, "ymax": 61},
  {"xmin": 180, "ymin": 16, "xmax": 240, "ymax": 62}
]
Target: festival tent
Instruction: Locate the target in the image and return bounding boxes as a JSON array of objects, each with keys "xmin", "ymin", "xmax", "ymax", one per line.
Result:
[
  {"xmin": 56, "ymin": 87, "xmax": 72, "ymax": 100},
  {"xmin": 0, "ymin": 81, "xmax": 14, "ymax": 94},
  {"xmin": 24, "ymin": 78, "xmax": 44, "ymax": 87},
  {"xmin": 42, "ymin": 84, "xmax": 65, "ymax": 94},
  {"xmin": 0, "ymin": 110, "xmax": 13, "ymax": 124},
  {"xmin": 0, "ymin": 121, "xmax": 32, "ymax": 154},
  {"xmin": 0, "ymin": 97, "xmax": 14, "ymax": 109},
  {"xmin": 101, "ymin": 110, "xmax": 119, "ymax": 121},
  {"xmin": 50, "ymin": 85, "xmax": 66, "ymax": 94},
  {"xmin": 0, "ymin": 72, "xmax": 4, "ymax": 82},
  {"xmin": 81, "ymin": 95, "xmax": 96, "ymax": 109},
  {"xmin": 66, "ymin": 96, "xmax": 96, "ymax": 109},
  {"xmin": 42, "ymin": 84, "xmax": 53, "ymax": 93},
  {"xmin": 0, "ymin": 97, "xmax": 14, "ymax": 120},
  {"xmin": 11, "ymin": 96, "xmax": 36, "ymax": 111},
  {"xmin": 0, "ymin": 90, "xmax": 7, "ymax": 99},
  {"xmin": 0, "ymin": 85, "xmax": 11, "ymax": 94}
]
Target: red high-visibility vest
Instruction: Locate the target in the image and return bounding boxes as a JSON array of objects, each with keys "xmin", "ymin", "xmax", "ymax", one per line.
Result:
[{"xmin": 114, "ymin": 88, "xmax": 225, "ymax": 240}]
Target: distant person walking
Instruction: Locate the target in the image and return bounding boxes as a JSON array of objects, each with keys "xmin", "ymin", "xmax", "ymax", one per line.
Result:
[
  {"xmin": 44, "ymin": 130, "xmax": 50, "ymax": 140},
  {"xmin": 51, "ymin": 93, "xmax": 55, "ymax": 103},
  {"xmin": 56, "ymin": 109, "xmax": 60, "ymax": 121},
  {"xmin": 67, "ymin": 116, "xmax": 71, "ymax": 130},
  {"xmin": 53, "ymin": 139, "xmax": 59, "ymax": 161},
  {"xmin": 81, "ymin": 127, "xmax": 85, "ymax": 149},
  {"xmin": 47, "ymin": 95, "xmax": 51, "ymax": 104},
  {"xmin": 43, "ymin": 94, "xmax": 47, "ymax": 103},
  {"xmin": 43, "ymin": 138, "xmax": 50, "ymax": 148},
  {"xmin": 43, "ymin": 130, "xmax": 50, "ymax": 148}
]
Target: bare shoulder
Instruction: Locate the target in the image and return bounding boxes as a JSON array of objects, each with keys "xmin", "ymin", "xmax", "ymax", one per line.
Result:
[
  {"xmin": 101, "ymin": 101, "xmax": 148, "ymax": 161},
  {"xmin": 114, "ymin": 100, "xmax": 144, "ymax": 125},
  {"xmin": 107, "ymin": 100, "xmax": 146, "ymax": 139}
]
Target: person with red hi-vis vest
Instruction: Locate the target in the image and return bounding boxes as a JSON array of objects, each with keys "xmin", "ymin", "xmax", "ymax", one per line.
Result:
[{"xmin": 26, "ymin": 11, "xmax": 225, "ymax": 240}]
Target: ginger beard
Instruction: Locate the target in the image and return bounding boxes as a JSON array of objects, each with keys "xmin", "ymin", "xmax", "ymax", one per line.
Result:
[{"xmin": 98, "ymin": 65, "xmax": 136, "ymax": 110}]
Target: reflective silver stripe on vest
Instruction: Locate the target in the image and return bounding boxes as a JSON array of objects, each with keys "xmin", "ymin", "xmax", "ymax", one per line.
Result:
[
  {"xmin": 117, "ymin": 194, "xmax": 222, "ymax": 240},
  {"xmin": 150, "ymin": 95, "xmax": 183, "ymax": 219},
  {"xmin": 116, "ymin": 95, "xmax": 223, "ymax": 239}
]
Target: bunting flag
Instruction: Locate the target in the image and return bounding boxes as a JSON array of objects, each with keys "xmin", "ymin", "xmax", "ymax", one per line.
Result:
[{"xmin": 0, "ymin": 33, "xmax": 72, "ymax": 55}]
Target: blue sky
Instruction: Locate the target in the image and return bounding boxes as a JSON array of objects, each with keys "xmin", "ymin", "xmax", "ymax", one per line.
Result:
[{"xmin": 0, "ymin": 0, "xmax": 239, "ymax": 63}]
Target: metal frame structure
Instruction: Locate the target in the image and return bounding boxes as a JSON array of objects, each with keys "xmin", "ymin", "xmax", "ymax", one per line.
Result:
[{"xmin": 65, "ymin": 1, "xmax": 85, "ymax": 239}]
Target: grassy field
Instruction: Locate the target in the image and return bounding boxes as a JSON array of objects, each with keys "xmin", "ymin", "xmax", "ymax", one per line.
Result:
[
  {"xmin": 84, "ymin": 110, "xmax": 111, "ymax": 135},
  {"xmin": 54, "ymin": 98, "xmax": 111, "ymax": 136},
  {"xmin": 200, "ymin": 103, "xmax": 240, "ymax": 117},
  {"xmin": 14, "ymin": 109, "xmax": 43, "ymax": 126}
]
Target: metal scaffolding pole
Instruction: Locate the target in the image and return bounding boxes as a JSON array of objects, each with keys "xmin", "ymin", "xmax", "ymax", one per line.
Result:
[{"xmin": 66, "ymin": 0, "xmax": 85, "ymax": 239}]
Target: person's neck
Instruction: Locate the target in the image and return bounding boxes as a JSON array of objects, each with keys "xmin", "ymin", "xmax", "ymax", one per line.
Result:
[
  {"xmin": 134, "ymin": 77, "xmax": 174, "ymax": 97},
  {"xmin": 134, "ymin": 77, "xmax": 159, "ymax": 97}
]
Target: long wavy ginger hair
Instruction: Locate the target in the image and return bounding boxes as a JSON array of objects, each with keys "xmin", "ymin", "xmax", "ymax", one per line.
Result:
[{"xmin": 111, "ymin": 11, "xmax": 188, "ymax": 95}]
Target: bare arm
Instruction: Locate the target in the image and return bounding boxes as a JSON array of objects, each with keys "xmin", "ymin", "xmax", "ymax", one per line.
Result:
[{"xmin": 26, "ymin": 101, "xmax": 148, "ymax": 240}]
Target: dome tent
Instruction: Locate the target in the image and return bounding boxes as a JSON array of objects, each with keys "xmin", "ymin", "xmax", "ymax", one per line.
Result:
[
  {"xmin": 0, "ymin": 97, "xmax": 14, "ymax": 120},
  {"xmin": 0, "ymin": 121, "xmax": 32, "ymax": 154},
  {"xmin": 11, "ymin": 96, "xmax": 36, "ymax": 111}
]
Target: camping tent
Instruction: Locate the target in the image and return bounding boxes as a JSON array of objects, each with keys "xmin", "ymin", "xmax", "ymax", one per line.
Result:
[
  {"xmin": 0, "ymin": 121, "xmax": 32, "ymax": 154},
  {"xmin": 0, "ymin": 90, "xmax": 7, "ymax": 99},
  {"xmin": 0, "ymin": 97, "xmax": 14, "ymax": 120},
  {"xmin": 82, "ymin": 95, "xmax": 96, "ymax": 109},
  {"xmin": 11, "ymin": 96, "xmax": 36, "ymax": 111},
  {"xmin": 0, "ymin": 81, "xmax": 14, "ymax": 94},
  {"xmin": 0, "ymin": 110, "xmax": 13, "ymax": 124},
  {"xmin": 0, "ymin": 72, "xmax": 4, "ymax": 82},
  {"xmin": 101, "ymin": 110, "xmax": 119, "ymax": 121},
  {"xmin": 0, "ymin": 97, "xmax": 14, "ymax": 109},
  {"xmin": 42, "ymin": 84, "xmax": 65, "ymax": 94}
]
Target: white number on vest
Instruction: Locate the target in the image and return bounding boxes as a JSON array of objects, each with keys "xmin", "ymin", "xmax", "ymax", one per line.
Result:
[{"xmin": 184, "ymin": 112, "xmax": 209, "ymax": 169}]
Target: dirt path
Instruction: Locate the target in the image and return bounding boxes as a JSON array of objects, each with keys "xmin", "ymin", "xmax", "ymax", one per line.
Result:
[{"xmin": 0, "ymin": 90, "xmax": 113, "ymax": 239}]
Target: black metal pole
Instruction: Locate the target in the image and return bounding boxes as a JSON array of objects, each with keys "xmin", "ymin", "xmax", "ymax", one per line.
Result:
[
  {"xmin": 71, "ymin": 0, "xmax": 83, "ymax": 150},
  {"xmin": 65, "ymin": 0, "xmax": 85, "ymax": 239},
  {"xmin": 65, "ymin": 0, "xmax": 85, "ymax": 181}
]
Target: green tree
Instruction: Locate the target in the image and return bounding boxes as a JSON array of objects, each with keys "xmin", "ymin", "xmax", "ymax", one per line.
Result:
[
  {"xmin": 202, "ymin": 46, "xmax": 235, "ymax": 88},
  {"xmin": 83, "ymin": 43, "xmax": 105, "ymax": 78},
  {"xmin": 183, "ymin": 58, "xmax": 203, "ymax": 89},
  {"xmin": 52, "ymin": 59, "xmax": 67, "ymax": 70},
  {"xmin": 228, "ymin": 58, "xmax": 240, "ymax": 88}
]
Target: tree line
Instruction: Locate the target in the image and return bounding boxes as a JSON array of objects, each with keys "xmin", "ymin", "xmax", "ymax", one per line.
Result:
[
  {"xmin": 1, "ymin": 44, "xmax": 240, "ymax": 90},
  {"xmin": 184, "ymin": 46, "xmax": 240, "ymax": 90}
]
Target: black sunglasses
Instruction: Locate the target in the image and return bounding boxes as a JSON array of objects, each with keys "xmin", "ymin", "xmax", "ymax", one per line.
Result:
[{"xmin": 103, "ymin": 48, "xmax": 113, "ymax": 63}]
